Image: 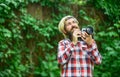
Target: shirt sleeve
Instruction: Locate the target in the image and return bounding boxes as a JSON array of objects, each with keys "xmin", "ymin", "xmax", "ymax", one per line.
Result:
[
  {"xmin": 57, "ymin": 40, "xmax": 74, "ymax": 65},
  {"xmin": 87, "ymin": 41, "xmax": 102, "ymax": 65}
]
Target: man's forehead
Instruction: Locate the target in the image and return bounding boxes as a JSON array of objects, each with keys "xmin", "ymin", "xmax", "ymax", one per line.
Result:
[{"xmin": 65, "ymin": 17, "xmax": 75, "ymax": 21}]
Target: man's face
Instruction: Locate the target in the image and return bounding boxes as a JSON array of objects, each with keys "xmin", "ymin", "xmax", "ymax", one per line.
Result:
[{"xmin": 64, "ymin": 18, "xmax": 79, "ymax": 34}]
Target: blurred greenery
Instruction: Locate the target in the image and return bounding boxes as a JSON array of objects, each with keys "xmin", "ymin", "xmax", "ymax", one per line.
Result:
[{"xmin": 0, "ymin": 0, "xmax": 120, "ymax": 77}]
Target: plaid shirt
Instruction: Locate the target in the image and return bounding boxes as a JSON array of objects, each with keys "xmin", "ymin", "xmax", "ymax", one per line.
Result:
[{"xmin": 57, "ymin": 39, "xmax": 102, "ymax": 77}]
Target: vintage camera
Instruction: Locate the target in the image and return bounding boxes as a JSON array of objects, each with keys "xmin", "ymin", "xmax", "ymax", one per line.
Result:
[{"xmin": 78, "ymin": 26, "xmax": 94, "ymax": 41}]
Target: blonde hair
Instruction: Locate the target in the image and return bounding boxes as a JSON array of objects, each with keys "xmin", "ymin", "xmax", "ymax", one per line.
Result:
[{"xmin": 58, "ymin": 15, "xmax": 79, "ymax": 38}]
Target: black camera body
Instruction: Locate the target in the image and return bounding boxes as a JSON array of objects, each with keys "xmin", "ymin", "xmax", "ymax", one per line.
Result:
[
  {"xmin": 78, "ymin": 26, "xmax": 94, "ymax": 41},
  {"xmin": 82, "ymin": 26, "xmax": 93, "ymax": 35}
]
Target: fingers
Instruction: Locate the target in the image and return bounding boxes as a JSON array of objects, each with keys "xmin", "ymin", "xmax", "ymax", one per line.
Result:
[
  {"xmin": 82, "ymin": 32, "xmax": 89, "ymax": 37},
  {"xmin": 81, "ymin": 32, "xmax": 92, "ymax": 41},
  {"xmin": 81, "ymin": 36, "xmax": 86, "ymax": 40},
  {"xmin": 73, "ymin": 29, "xmax": 81, "ymax": 37}
]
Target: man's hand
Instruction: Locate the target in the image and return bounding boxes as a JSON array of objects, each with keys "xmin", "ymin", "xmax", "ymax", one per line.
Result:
[
  {"xmin": 72, "ymin": 29, "xmax": 81, "ymax": 45},
  {"xmin": 81, "ymin": 32, "xmax": 93, "ymax": 45}
]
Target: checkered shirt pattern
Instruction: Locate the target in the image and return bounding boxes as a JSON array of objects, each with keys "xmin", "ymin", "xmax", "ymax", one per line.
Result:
[{"xmin": 57, "ymin": 39, "xmax": 102, "ymax": 77}]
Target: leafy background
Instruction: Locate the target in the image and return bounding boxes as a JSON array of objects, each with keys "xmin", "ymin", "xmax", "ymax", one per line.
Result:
[{"xmin": 0, "ymin": 0, "xmax": 120, "ymax": 77}]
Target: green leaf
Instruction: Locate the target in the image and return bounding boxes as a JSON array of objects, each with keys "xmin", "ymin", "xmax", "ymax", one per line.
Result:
[
  {"xmin": 0, "ymin": 18, "xmax": 5, "ymax": 23},
  {"xmin": 107, "ymin": 31, "xmax": 119, "ymax": 37},
  {"xmin": 114, "ymin": 23, "xmax": 120, "ymax": 28},
  {"xmin": 40, "ymin": 71, "xmax": 48, "ymax": 76},
  {"xmin": 18, "ymin": 65, "xmax": 26, "ymax": 72},
  {"xmin": 0, "ymin": 52, "xmax": 4, "ymax": 58},
  {"xmin": 1, "ymin": 28, "xmax": 12, "ymax": 38},
  {"xmin": 83, "ymin": 16, "xmax": 89, "ymax": 21},
  {"xmin": 98, "ymin": 31, "xmax": 106, "ymax": 37}
]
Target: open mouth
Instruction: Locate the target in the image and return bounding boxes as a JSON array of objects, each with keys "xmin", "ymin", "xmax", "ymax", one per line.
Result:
[
  {"xmin": 71, "ymin": 27, "xmax": 79, "ymax": 32},
  {"xmin": 77, "ymin": 34, "xmax": 80, "ymax": 35}
]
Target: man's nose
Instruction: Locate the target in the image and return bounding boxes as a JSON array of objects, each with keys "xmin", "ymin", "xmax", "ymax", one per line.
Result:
[
  {"xmin": 71, "ymin": 23, "xmax": 75, "ymax": 27},
  {"xmin": 72, "ymin": 24, "xmax": 78, "ymax": 29}
]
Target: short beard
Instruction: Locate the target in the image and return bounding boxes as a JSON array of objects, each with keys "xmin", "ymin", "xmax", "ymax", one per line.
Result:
[
  {"xmin": 66, "ymin": 31, "xmax": 73, "ymax": 41},
  {"xmin": 65, "ymin": 26, "xmax": 79, "ymax": 41}
]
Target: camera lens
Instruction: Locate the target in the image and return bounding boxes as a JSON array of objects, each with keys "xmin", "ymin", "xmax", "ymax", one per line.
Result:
[{"xmin": 86, "ymin": 26, "xmax": 93, "ymax": 35}]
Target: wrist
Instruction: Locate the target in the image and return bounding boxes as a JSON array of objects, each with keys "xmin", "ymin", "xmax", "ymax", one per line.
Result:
[{"xmin": 87, "ymin": 39, "xmax": 94, "ymax": 46}]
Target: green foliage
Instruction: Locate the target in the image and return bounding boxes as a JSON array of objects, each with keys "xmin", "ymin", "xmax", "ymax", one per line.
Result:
[
  {"xmin": 34, "ymin": 53, "xmax": 60, "ymax": 77},
  {"xmin": 0, "ymin": 0, "xmax": 69, "ymax": 77},
  {"xmin": 88, "ymin": 0, "xmax": 120, "ymax": 21},
  {"xmin": 87, "ymin": 0, "xmax": 120, "ymax": 77},
  {"xmin": 0, "ymin": 0, "xmax": 120, "ymax": 77},
  {"xmin": 94, "ymin": 22, "xmax": 120, "ymax": 77}
]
